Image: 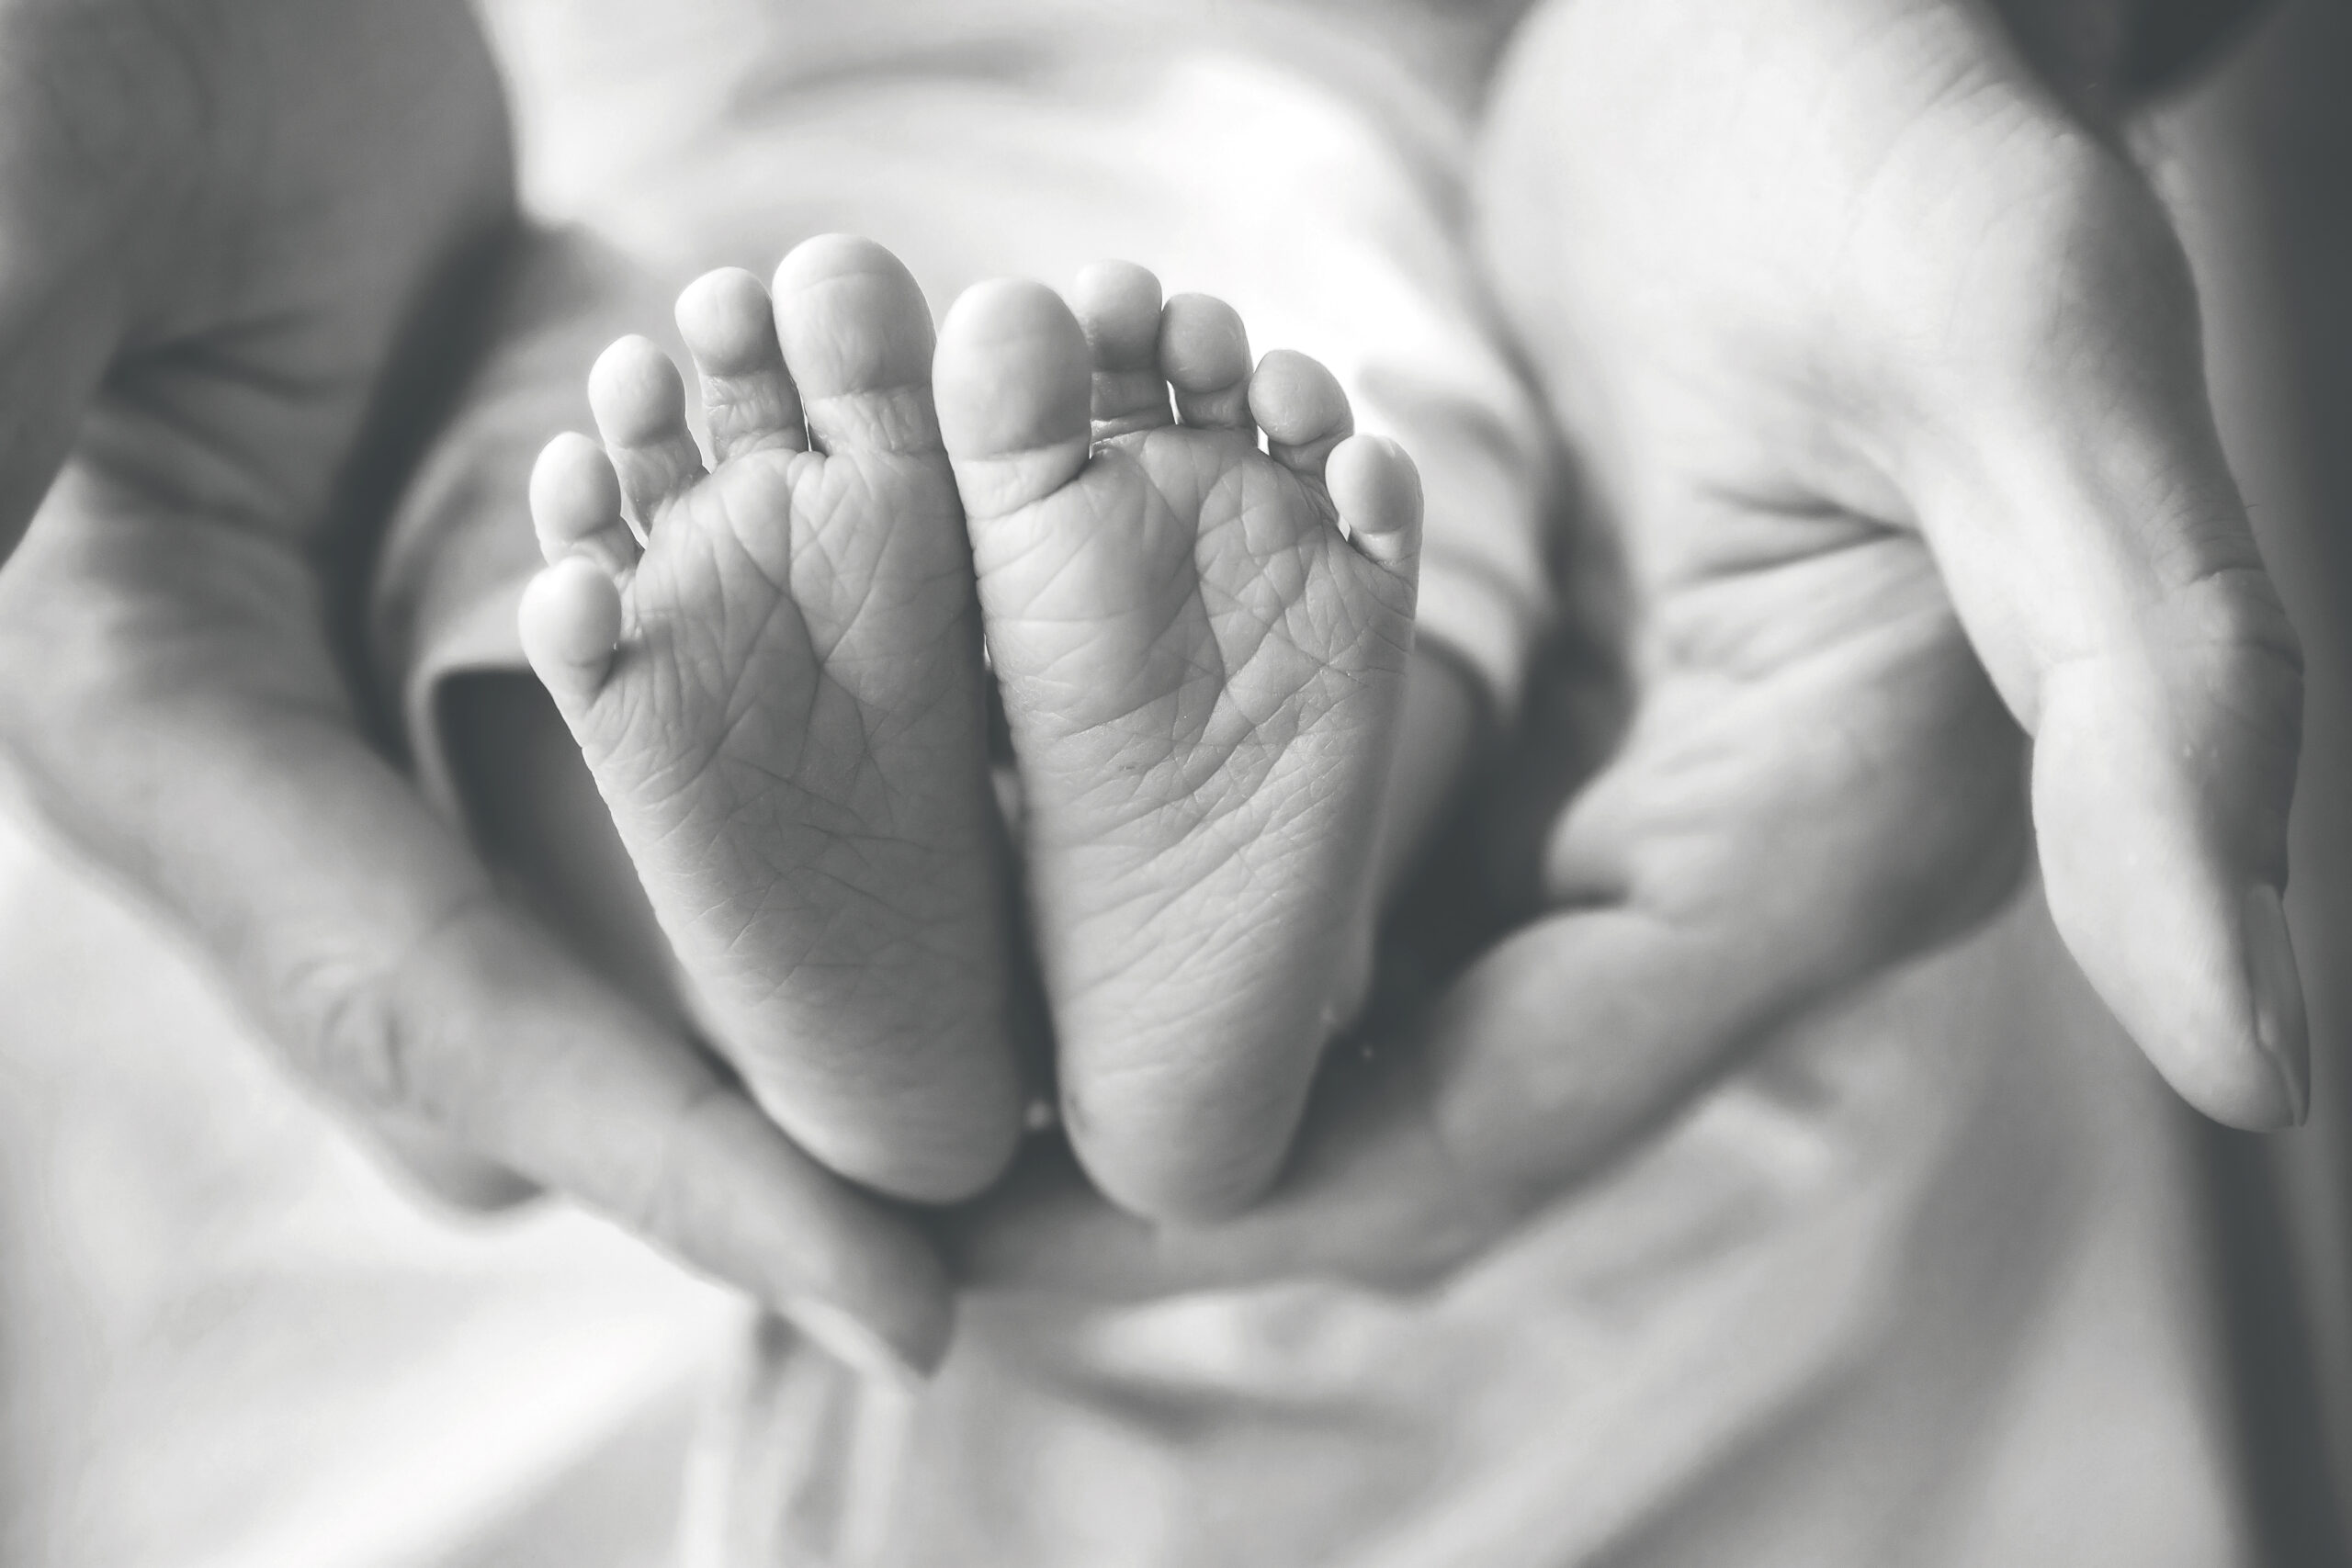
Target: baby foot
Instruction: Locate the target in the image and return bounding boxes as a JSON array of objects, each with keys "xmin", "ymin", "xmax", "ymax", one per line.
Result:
[
  {"xmin": 934, "ymin": 263, "xmax": 1422, "ymax": 1221},
  {"xmin": 518, "ymin": 235, "xmax": 1023, "ymax": 1203}
]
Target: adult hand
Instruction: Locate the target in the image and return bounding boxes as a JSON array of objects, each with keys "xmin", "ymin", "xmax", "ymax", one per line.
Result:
[
  {"xmin": 939, "ymin": 0, "xmax": 2308, "ymax": 1298},
  {"xmin": 0, "ymin": 1, "xmax": 950, "ymax": 1373},
  {"xmin": 1467, "ymin": 0, "xmax": 2306, "ymax": 1134}
]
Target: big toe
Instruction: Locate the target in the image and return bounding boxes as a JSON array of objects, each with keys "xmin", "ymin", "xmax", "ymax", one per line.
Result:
[
  {"xmin": 771, "ymin": 235, "xmax": 940, "ymax": 456},
  {"xmin": 935, "ymin": 279, "xmax": 1094, "ymax": 520}
]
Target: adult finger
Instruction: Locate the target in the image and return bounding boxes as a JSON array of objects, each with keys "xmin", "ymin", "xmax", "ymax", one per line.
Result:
[
  {"xmin": 0, "ymin": 492, "xmax": 952, "ymax": 1377},
  {"xmin": 1479, "ymin": 0, "xmax": 2305, "ymax": 1133},
  {"xmin": 1853, "ymin": 36, "xmax": 2307, "ymax": 1127}
]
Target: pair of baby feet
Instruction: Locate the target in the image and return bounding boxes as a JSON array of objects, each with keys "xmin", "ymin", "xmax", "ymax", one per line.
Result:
[{"xmin": 519, "ymin": 237, "xmax": 1419, "ymax": 1221}]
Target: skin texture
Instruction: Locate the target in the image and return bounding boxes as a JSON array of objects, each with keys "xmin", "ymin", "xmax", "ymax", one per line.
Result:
[
  {"xmin": 0, "ymin": 0, "xmax": 2309, "ymax": 1368},
  {"xmin": 1464, "ymin": 0, "xmax": 2308, "ymax": 1132},
  {"xmin": 520, "ymin": 242, "xmax": 1026, "ymax": 1205},
  {"xmin": 934, "ymin": 267, "xmax": 1422, "ymax": 1223},
  {"xmin": 0, "ymin": 1, "xmax": 953, "ymax": 1376},
  {"xmin": 933, "ymin": 0, "xmax": 2316, "ymax": 1297}
]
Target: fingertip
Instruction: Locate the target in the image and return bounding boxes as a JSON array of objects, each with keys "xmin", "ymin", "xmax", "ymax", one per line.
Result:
[
  {"xmin": 2036, "ymin": 716, "xmax": 2305, "ymax": 1130},
  {"xmin": 2243, "ymin": 882, "xmax": 2310, "ymax": 1127}
]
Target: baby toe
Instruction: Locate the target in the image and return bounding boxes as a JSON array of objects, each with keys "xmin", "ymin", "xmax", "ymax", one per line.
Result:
[
  {"xmin": 1249, "ymin": 349, "xmax": 1353, "ymax": 480},
  {"xmin": 1071, "ymin": 260, "xmax": 1172, "ymax": 437},
  {"xmin": 936, "ymin": 278, "xmax": 1094, "ymax": 521},
  {"xmin": 1159, "ymin": 292, "xmax": 1255, "ymax": 433},
  {"xmin": 675, "ymin": 267, "xmax": 807, "ymax": 462},
  {"xmin": 1327, "ymin": 434, "xmax": 1423, "ymax": 571},
  {"xmin": 519, "ymin": 554, "xmax": 625, "ymax": 704},
  {"xmin": 530, "ymin": 432, "xmax": 637, "ymax": 573},
  {"xmin": 587, "ymin": 335, "xmax": 707, "ymax": 536},
  {"xmin": 772, "ymin": 234, "xmax": 940, "ymax": 457}
]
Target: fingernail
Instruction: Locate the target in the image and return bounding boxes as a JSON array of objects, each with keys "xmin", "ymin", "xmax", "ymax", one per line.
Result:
[
  {"xmin": 783, "ymin": 1295, "xmax": 925, "ymax": 1387},
  {"xmin": 2245, "ymin": 884, "xmax": 2311, "ymax": 1127}
]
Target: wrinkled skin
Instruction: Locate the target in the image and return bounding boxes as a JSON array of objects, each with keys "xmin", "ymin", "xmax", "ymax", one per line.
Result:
[
  {"xmin": 1464, "ymin": 0, "xmax": 2303, "ymax": 1135},
  {"xmin": 942, "ymin": 0, "xmax": 2308, "ymax": 1297},
  {"xmin": 0, "ymin": 0, "xmax": 2307, "ymax": 1361},
  {"xmin": 0, "ymin": 1, "xmax": 956, "ymax": 1374}
]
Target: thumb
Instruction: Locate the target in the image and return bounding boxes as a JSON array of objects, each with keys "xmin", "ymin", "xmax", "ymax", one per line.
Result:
[
  {"xmin": 1892, "ymin": 125, "xmax": 2306, "ymax": 1127},
  {"xmin": 0, "ymin": 495, "xmax": 956, "ymax": 1376}
]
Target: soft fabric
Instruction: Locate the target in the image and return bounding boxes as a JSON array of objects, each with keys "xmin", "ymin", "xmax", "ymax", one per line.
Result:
[{"xmin": 0, "ymin": 807, "xmax": 741, "ymax": 1568}]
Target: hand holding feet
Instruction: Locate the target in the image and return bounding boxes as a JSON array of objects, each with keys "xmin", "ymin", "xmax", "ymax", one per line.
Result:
[
  {"xmin": 936, "ymin": 263, "xmax": 1422, "ymax": 1222},
  {"xmin": 520, "ymin": 236, "xmax": 1024, "ymax": 1203}
]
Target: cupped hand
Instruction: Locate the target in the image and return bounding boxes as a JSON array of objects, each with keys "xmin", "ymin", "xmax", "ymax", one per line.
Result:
[
  {"xmin": 1468, "ymin": 0, "xmax": 2305, "ymax": 1132},
  {"xmin": 937, "ymin": 0, "xmax": 2306, "ymax": 1299},
  {"xmin": 0, "ymin": 0, "xmax": 952, "ymax": 1373}
]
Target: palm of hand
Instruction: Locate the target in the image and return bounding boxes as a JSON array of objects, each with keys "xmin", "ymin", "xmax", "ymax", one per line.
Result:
[
  {"xmin": 0, "ymin": 0, "xmax": 513, "ymax": 550},
  {"xmin": 1469, "ymin": 0, "xmax": 2303, "ymax": 1134}
]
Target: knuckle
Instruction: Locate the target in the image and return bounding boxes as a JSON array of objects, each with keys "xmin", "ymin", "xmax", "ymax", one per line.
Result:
[
  {"xmin": 284, "ymin": 888, "xmax": 500, "ymax": 1120},
  {"xmin": 291, "ymin": 944, "xmax": 430, "ymax": 1114},
  {"xmin": 1986, "ymin": 149, "xmax": 2194, "ymax": 357},
  {"xmin": 2164, "ymin": 552, "xmax": 2303, "ymax": 685},
  {"xmin": 2166, "ymin": 562, "xmax": 2305, "ymax": 741}
]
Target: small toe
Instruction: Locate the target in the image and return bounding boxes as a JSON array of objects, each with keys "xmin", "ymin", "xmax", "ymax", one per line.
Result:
[
  {"xmin": 1159, "ymin": 293, "xmax": 1255, "ymax": 433},
  {"xmin": 519, "ymin": 554, "xmax": 625, "ymax": 704},
  {"xmin": 1327, "ymin": 434, "xmax": 1422, "ymax": 572},
  {"xmin": 936, "ymin": 278, "xmax": 1094, "ymax": 521},
  {"xmin": 587, "ymin": 335, "xmax": 707, "ymax": 537},
  {"xmin": 1071, "ymin": 260, "xmax": 1172, "ymax": 438},
  {"xmin": 772, "ymin": 234, "xmax": 940, "ymax": 457},
  {"xmin": 1249, "ymin": 349, "xmax": 1352, "ymax": 479},
  {"xmin": 530, "ymin": 432, "xmax": 637, "ymax": 572},
  {"xmin": 675, "ymin": 267, "xmax": 807, "ymax": 462}
]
